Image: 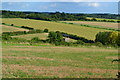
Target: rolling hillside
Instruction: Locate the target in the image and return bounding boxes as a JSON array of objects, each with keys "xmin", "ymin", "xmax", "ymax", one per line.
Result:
[
  {"xmin": 2, "ymin": 18, "xmax": 111, "ymax": 40},
  {"xmin": 62, "ymin": 21, "xmax": 118, "ymax": 30},
  {"xmin": 1, "ymin": 25, "xmax": 29, "ymax": 33}
]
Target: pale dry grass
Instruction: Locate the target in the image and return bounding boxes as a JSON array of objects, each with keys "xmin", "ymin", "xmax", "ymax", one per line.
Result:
[
  {"xmin": 1, "ymin": 25, "xmax": 29, "ymax": 33},
  {"xmin": 62, "ymin": 21, "xmax": 118, "ymax": 29}
]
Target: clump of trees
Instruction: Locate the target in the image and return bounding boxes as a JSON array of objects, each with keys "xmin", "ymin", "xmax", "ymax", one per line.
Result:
[
  {"xmin": 95, "ymin": 31, "xmax": 119, "ymax": 46},
  {"xmin": 48, "ymin": 31, "xmax": 64, "ymax": 46}
]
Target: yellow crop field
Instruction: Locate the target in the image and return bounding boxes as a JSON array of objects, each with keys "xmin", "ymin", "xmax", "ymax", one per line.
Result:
[{"xmin": 2, "ymin": 18, "xmax": 111, "ymax": 40}]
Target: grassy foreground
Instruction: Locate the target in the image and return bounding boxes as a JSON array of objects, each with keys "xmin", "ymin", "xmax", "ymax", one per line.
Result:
[
  {"xmin": 2, "ymin": 18, "xmax": 111, "ymax": 40},
  {"xmin": 2, "ymin": 43, "xmax": 118, "ymax": 78}
]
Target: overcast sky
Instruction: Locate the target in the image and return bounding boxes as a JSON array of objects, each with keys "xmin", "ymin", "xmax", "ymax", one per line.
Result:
[{"xmin": 2, "ymin": 2, "xmax": 118, "ymax": 14}]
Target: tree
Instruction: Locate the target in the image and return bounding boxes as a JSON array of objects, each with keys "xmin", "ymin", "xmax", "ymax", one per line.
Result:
[
  {"xmin": 95, "ymin": 31, "xmax": 119, "ymax": 46},
  {"xmin": 48, "ymin": 31, "xmax": 64, "ymax": 45}
]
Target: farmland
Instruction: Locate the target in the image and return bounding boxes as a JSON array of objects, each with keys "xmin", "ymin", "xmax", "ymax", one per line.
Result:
[
  {"xmin": 2, "ymin": 43, "xmax": 118, "ymax": 78},
  {"xmin": 1, "ymin": 25, "xmax": 29, "ymax": 33},
  {"xmin": 86, "ymin": 17, "xmax": 119, "ymax": 22},
  {"xmin": 62, "ymin": 21, "xmax": 118, "ymax": 30},
  {"xmin": 12, "ymin": 33, "xmax": 48, "ymax": 40},
  {"xmin": 2, "ymin": 18, "xmax": 111, "ymax": 40},
  {"xmin": 1, "ymin": 18, "xmax": 119, "ymax": 78},
  {"xmin": 1, "ymin": 3, "xmax": 120, "ymax": 79}
]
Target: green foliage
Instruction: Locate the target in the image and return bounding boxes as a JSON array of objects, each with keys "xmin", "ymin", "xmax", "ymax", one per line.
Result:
[
  {"xmin": 21, "ymin": 26, "xmax": 34, "ymax": 30},
  {"xmin": 76, "ymin": 40, "xmax": 85, "ymax": 45},
  {"xmin": 11, "ymin": 24, "xmax": 14, "ymax": 26},
  {"xmin": 48, "ymin": 31, "xmax": 64, "ymax": 45},
  {"xmin": 44, "ymin": 28, "xmax": 49, "ymax": 33},
  {"xmin": 95, "ymin": 31, "xmax": 119, "ymax": 46},
  {"xmin": 2, "ymin": 35, "xmax": 12, "ymax": 40},
  {"xmin": 94, "ymin": 42, "xmax": 103, "ymax": 47},
  {"xmin": 2, "ymin": 29, "xmax": 44, "ymax": 36},
  {"xmin": 91, "ymin": 18, "xmax": 97, "ymax": 21},
  {"xmin": 31, "ymin": 37, "xmax": 40, "ymax": 43}
]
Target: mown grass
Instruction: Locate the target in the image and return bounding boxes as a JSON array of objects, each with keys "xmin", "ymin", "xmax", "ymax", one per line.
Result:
[
  {"xmin": 2, "ymin": 43, "xmax": 119, "ymax": 78},
  {"xmin": 61, "ymin": 21, "xmax": 118, "ymax": 30},
  {"xmin": 2, "ymin": 18, "xmax": 111, "ymax": 40}
]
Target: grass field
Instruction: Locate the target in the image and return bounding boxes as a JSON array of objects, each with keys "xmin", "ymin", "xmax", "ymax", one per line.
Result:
[
  {"xmin": 2, "ymin": 43, "xmax": 118, "ymax": 78},
  {"xmin": 87, "ymin": 17, "xmax": 119, "ymax": 22},
  {"xmin": 12, "ymin": 33, "xmax": 48, "ymax": 40},
  {"xmin": 62, "ymin": 21, "xmax": 118, "ymax": 30},
  {"xmin": 1, "ymin": 25, "xmax": 29, "ymax": 33},
  {"xmin": 2, "ymin": 18, "xmax": 112, "ymax": 40}
]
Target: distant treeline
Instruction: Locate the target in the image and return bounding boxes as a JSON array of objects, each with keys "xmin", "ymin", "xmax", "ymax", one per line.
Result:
[{"xmin": 1, "ymin": 10, "xmax": 119, "ymax": 22}]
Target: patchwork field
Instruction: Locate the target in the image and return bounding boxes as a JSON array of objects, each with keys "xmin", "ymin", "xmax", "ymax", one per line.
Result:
[
  {"xmin": 1, "ymin": 25, "xmax": 29, "ymax": 33},
  {"xmin": 2, "ymin": 43, "xmax": 118, "ymax": 78},
  {"xmin": 2, "ymin": 18, "xmax": 111, "ymax": 40},
  {"xmin": 62, "ymin": 21, "xmax": 118, "ymax": 30}
]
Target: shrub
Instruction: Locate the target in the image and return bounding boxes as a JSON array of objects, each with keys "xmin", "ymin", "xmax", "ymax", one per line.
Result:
[
  {"xmin": 94, "ymin": 42, "xmax": 103, "ymax": 47},
  {"xmin": 2, "ymin": 23, "xmax": 5, "ymax": 24},
  {"xmin": 21, "ymin": 26, "xmax": 34, "ymax": 30},
  {"xmin": 76, "ymin": 40, "xmax": 85, "ymax": 45},
  {"xmin": 44, "ymin": 29, "xmax": 49, "ymax": 33},
  {"xmin": 2, "ymin": 35, "xmax": 12, "ymax": 40},
  {"xmin": 11, "ymin": 24, "xmax": 14, "ymax": 26},
  {"xmin": 31, "ymin": 37, "xmax": 40, "ymax": 43}
]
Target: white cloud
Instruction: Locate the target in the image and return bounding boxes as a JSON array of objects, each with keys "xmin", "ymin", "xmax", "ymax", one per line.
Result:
[{"xmin": 88, "ymin": 2, "xmax": 100, "ymax": 7}]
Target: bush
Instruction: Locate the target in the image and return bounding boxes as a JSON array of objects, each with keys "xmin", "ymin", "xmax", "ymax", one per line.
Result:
[
  {"xmin": 76, "ymin": 40, "xmax": 85, "ymax": 45},
  {"xmin": 94, "ymin": 42, "xmax": 103, "ymax": 47},
  {"xmin": 21, "ymin": 26, "xmax": 34, "ymax": 30},
  {"xmin": 44, "ymin": 29, "xmax": 49, "ymax": 33},
  {"xmin": 31, "ymin": 37, "xmax": 40, "ymax": 43},
  {"xmin": 2, "ymin": 35, "xmax": 12, "ymax": 40},
  {"xmin": 2, "ymin": 23, "xmax": 5, "ymax": 24},
  {"xmin": 11, "ymin": 24, "xmax": 14, "ymax": 26}
]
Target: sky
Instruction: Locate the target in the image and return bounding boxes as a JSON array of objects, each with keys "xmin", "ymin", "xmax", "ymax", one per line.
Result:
[{"xmin": 1, "ymin": 2, "xmax": 118, "ymax": 14}]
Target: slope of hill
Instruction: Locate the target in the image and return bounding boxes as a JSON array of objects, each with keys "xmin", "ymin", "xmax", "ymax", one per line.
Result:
[
  {"xmin": 1, "ymin": 25, "xmax": 29, "ymax": 33},
  {"xmin": 2, "ymin": 18, "xmax": 111, "ymax": 40},
  {"xmin": 62, "ymin": 21, "xmax": 118, "ymax": 30}
]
